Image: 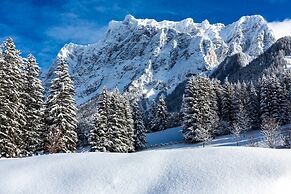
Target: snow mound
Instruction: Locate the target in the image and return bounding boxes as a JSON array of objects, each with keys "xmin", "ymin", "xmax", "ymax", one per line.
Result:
[{"xmin": 0, "ymin": 147, "xmax": 291, "ymax": 194}]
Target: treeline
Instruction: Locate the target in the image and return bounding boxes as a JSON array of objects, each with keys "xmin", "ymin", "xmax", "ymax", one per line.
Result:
[
  {"xmin": 2, "ymin": 37, "xmax": 290, "ymax": 157},
  {"xmin": 0, "ymin": 38, "xmax": 148, "ymax": 157},
  {"xmin": 0, "ymin": 38, "xmax": 78, "ymax": 158},
  {"xmin": 182, "ymin": 72, "xmax": 291, "ymax": 147}
]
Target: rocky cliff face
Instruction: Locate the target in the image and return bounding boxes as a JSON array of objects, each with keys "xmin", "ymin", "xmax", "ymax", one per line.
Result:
[
  {"xmin": 44, "ymin": 15, "xmax": 275, "ymax": 106},
  {"xmin": 212, "ymin": 36, "xmax": 291, "ymax": 83}
]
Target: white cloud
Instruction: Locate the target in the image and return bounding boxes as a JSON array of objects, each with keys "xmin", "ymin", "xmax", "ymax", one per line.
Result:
[
  {"xmin": 46, "ymin": 23, "xmax": 107, "ymax": 44},
  {"xmin": 268, "ymin": 19, "xmax": 291, "ymax": 39}
]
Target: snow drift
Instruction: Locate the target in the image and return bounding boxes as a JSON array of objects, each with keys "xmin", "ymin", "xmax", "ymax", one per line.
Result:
[{"xmin": 1, "ymin": 147, "xmax": 291, "ymax": 194}]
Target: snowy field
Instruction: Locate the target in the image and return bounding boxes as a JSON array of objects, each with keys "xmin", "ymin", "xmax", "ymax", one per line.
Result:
[
  {"xmin": 1, "ymin": 147, "xmax": 291, "ymax": 194},
  {"xmin": 1, "ymin": 126, "xmax": 291, "ymax": 194},
  {"xmin": 146, "ymin": 126, "xmax": 264, "ymax": 149}
]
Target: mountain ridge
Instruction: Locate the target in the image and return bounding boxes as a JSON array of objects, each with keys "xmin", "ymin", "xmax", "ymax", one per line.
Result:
[{"xmin": 44, "ymin": 14, "xmax": 275, "ymax": 107}]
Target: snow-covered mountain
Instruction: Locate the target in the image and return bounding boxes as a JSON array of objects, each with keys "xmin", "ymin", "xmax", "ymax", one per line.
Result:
[{"xmin": 44, "ymin": 15, "xmax": 275, "ymax": 105}]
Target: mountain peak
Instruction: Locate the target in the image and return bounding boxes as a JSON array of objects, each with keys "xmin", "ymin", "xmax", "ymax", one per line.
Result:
[{"xmin": 46, "ymin": 15, "xmax": 276, "ymax": 106}]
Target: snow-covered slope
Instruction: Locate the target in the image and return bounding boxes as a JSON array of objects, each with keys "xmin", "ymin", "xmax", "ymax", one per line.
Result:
[
  {"xmin": 1, "ymin": 147, "xmax": 291, "ymax": 194},
  {"xmin": 44, "ymin": 15, "xmax": 275, "ymax": 105}
]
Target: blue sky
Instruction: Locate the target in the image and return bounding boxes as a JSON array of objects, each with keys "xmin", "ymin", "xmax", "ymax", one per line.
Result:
[{"xmin": 0, "ymin": 0, "xmax": 290, "ymax": 70}]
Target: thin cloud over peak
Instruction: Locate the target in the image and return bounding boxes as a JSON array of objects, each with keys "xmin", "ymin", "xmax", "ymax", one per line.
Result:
[{"xmin": 268, "ymin": 19, "xmax": 291, "ymax": 39}]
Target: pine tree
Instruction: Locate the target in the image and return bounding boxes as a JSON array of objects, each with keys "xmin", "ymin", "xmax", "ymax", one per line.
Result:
[
  {"xmin": 260, "ymin": 75, "xmax": 271, "ymax": 123},
  {"xmin": 221, "ymin": 79, "xmax": 235, "ymax": 127},
  {"xmin": 21, "ymin": 54, "xmax": 45, "ymax": 155},
  {"xmin": 109, "ymin": 89, "xmax": 135, "ymax": 152},
  {"xmin": 0, "ymin": 38, "xmax": 25, "ymax": 157},
  {"xmin": 269, "ymin": 74, "xmax": 285, "ymax": 124},
  {"xmin": 260, "ymin": 73, "xmax": 287, "ymax": 125},
  {"xmin": 232, "ymin": 107, "xmax": 250, "ymax": 144},
  {"xmin": 212, "ymin": 79, "xmax": 223, "ymax": 119},
  {"xmin": 232, "ymin": 81, "xmax": 242, "ymax": 127},
  {"xmin": 278, "ymin": 71, "xmax": 290, "ymax": 124},
  {"xmin": 45, "ymin": 58, "xmax": 78, "ymax": 153},
  {"xmin": 89, "ymin": 88, "xmax": 112, "ymax": 152},
  {"xmin": 182, "ymin": 76, "xmax": 218, "ymax": 145},
  {"xmin": 149, "ymin": 95, "xmax": 168, "ymax": 132},
  {"xmin": 240, "ymin": 81, "xmax": 250, "ymax": 108},
  {"xmin": 90, "ymin": 88, "xmax": 135, "ymax": 153},
  {"xmin": 131, "ymin": 100, "xmax": 147, "ymax": 150},
  {"xmin": 247, "ymin": 82, "xmax": 260, "ymax": 130}
]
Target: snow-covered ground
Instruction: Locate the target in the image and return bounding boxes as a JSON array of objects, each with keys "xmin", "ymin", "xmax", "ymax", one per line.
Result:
[
  {"xmin": 1, "ymin": 126, "xmax": 291, "ymax": 194},
  {"xmin": 146, "ymin": 125, "xmax": 291, "ymax": 149},
  {"xmin": 1, "ymin": 147, "xmax": 291, "ymax": 194}
]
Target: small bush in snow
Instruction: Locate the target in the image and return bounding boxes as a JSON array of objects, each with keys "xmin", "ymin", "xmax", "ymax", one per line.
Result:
[{"xmin": 261, "ymin": 117, "xmax": 279, "ymax": 148}]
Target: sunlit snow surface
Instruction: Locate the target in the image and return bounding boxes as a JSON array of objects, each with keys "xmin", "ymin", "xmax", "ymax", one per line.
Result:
[
  {"xmin": 1, "ymin": 126, "xmax": 291, "ymax": 194},
  {"xmin": 285, "ymin": 56, "xmax": 291, "ymax": 69}
]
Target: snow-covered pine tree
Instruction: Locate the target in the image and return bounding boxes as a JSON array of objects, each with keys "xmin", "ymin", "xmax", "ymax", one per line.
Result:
[
  {"xmin": 209, "ymin": 79, "xmax": 220, "ymax": 133},
  {"xmin": 45, "ymin": 58, "xmax": 78, "ymax": 153},
  {"xmin": 182, "ymin": 77, "xmax": 197, "ymax": 142},
  {"xmin": 232, "ymin": 81, "xmax": 242, "ymax": 126},
  {"xmin": 89, "ymin": 87, "xmax": 112, "ymax": 152},
  {"xmin": 232, "ymin": 106, "xmax": 250, "ymax": 144},
  {"xmin": 260, "ymin": 75, "xmax": 272, "ymax": 124},
  {"xmin": 247, "ymin": 82, "xmax": 260, "ymax": 130},
  {"xmin": 146, "ymin": 100, "xmax": 156, "ymax": 131},
  {"xmin": 121, "ymin": 94, "xmax": 135, "ymax": 152},
  {"xmin": 281, "ymin": 70, "xmax": 291, "ymax": 123},
  {"xmin": 131, "ymin": 100, "xmax": 147, "ymax": 150},
  {"xmin": 0, "ymin": 38, "xmax": 25, "ymax": 158},
  {"xmin": 212, "ymin": 79, "xmax": 223, "ymax": 119},
  {"xmin": 182, "ymin": 76, "xmax": 217, "ymax": 145},
  {"xmin": 278, "ymin": 72, "xmax": 290, "ymax": 125},
  {"xmin": 90, "ymin": 88, "xmax": 135, "ymax": 153},
  {"xmin": 22, "ymin": 54, "xmax": 45, "ymax": 155},
  {"xmin": 269, "ymin": 73, "xmax": 286, "ymax": 125},
  {"xmin": 109, "ymin": 89, "xmax": 135, "ymax": 152},
  {"xmin": 149, "ymin": 95, "xmax": 168, "ymax": 132},
  {"xmin": 221, "ymin": 78, "xmax": 235, "ymax": 128},
  {"xmin": 240, "ymin": 81, "xmax": 250, "ymax": 108}
]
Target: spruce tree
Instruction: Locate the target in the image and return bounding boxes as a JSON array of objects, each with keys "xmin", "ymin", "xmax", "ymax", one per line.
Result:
[
  {"xmin": 90, "ymin": 88, "xmax": 135, "ymax": 153},
  {"xmin": 232, "ymin": 81, "xmax": 242, "ymax": 127},
  {"xmin": 281, "ymin": 70, "xmax": 291, "ymax": 122},
  {"xmin": 0, "ymin": 38, "xmax": 25, "ymax": 157},
  {"xmin": 269, "ymin": 74, "xmax": 284, "ymax": 124},
  {"xmin": 182, "ymin": 76, "xmax": 218, "ymax": 145},
  {"xmin": 247, "ymin": 82, "xmax": 260, "ymax": 129},
  {"xmin": 22, "ymin": 54, "xmax": 45, "ymax": 155},
  {"xmin": 109, "ymin": 90, "xmax": 135, "ymax": 152},
  {"xmin": 212, "ymin": 79, "xmax": 223, "ymax": 119},
  {"xmin": 221, "ymin": 79, "xmax": 235, "ymax": 128},
  {"xmin": 131, "ymin": 100, "xmax": 147, "ymax": 150},
  {"xmin": 260, "ymin": 75, "xmax": 271, "ymax": 123},
  {"xmin": 89, "ymin": 88, "xmax": 112, "ymax": 152},
  {"xmin": 45, "ymin": 58, "xmax": 78, "ymax": 153},
  {"xmin": 149, "ymin": 95, "xmax": 168, "ymax": 132}
]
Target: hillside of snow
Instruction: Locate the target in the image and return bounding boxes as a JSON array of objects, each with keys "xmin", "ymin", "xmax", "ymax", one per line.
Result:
[
  {"xmin": 44, "ymin": 15, "xmax": 275, "ymax": 106},
  {"xmin": 1, "ymin": 147, "xmax": 291, "ymax": 194}
]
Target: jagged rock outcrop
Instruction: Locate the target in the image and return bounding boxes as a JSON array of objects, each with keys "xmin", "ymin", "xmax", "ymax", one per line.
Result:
[
  {"xmin": 44, "ymin": 15, "xmax": 275, "ymax": 107},
  {"xmin": 212, "ymin": 36, "xmax": 291, "ymax": 82}
]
